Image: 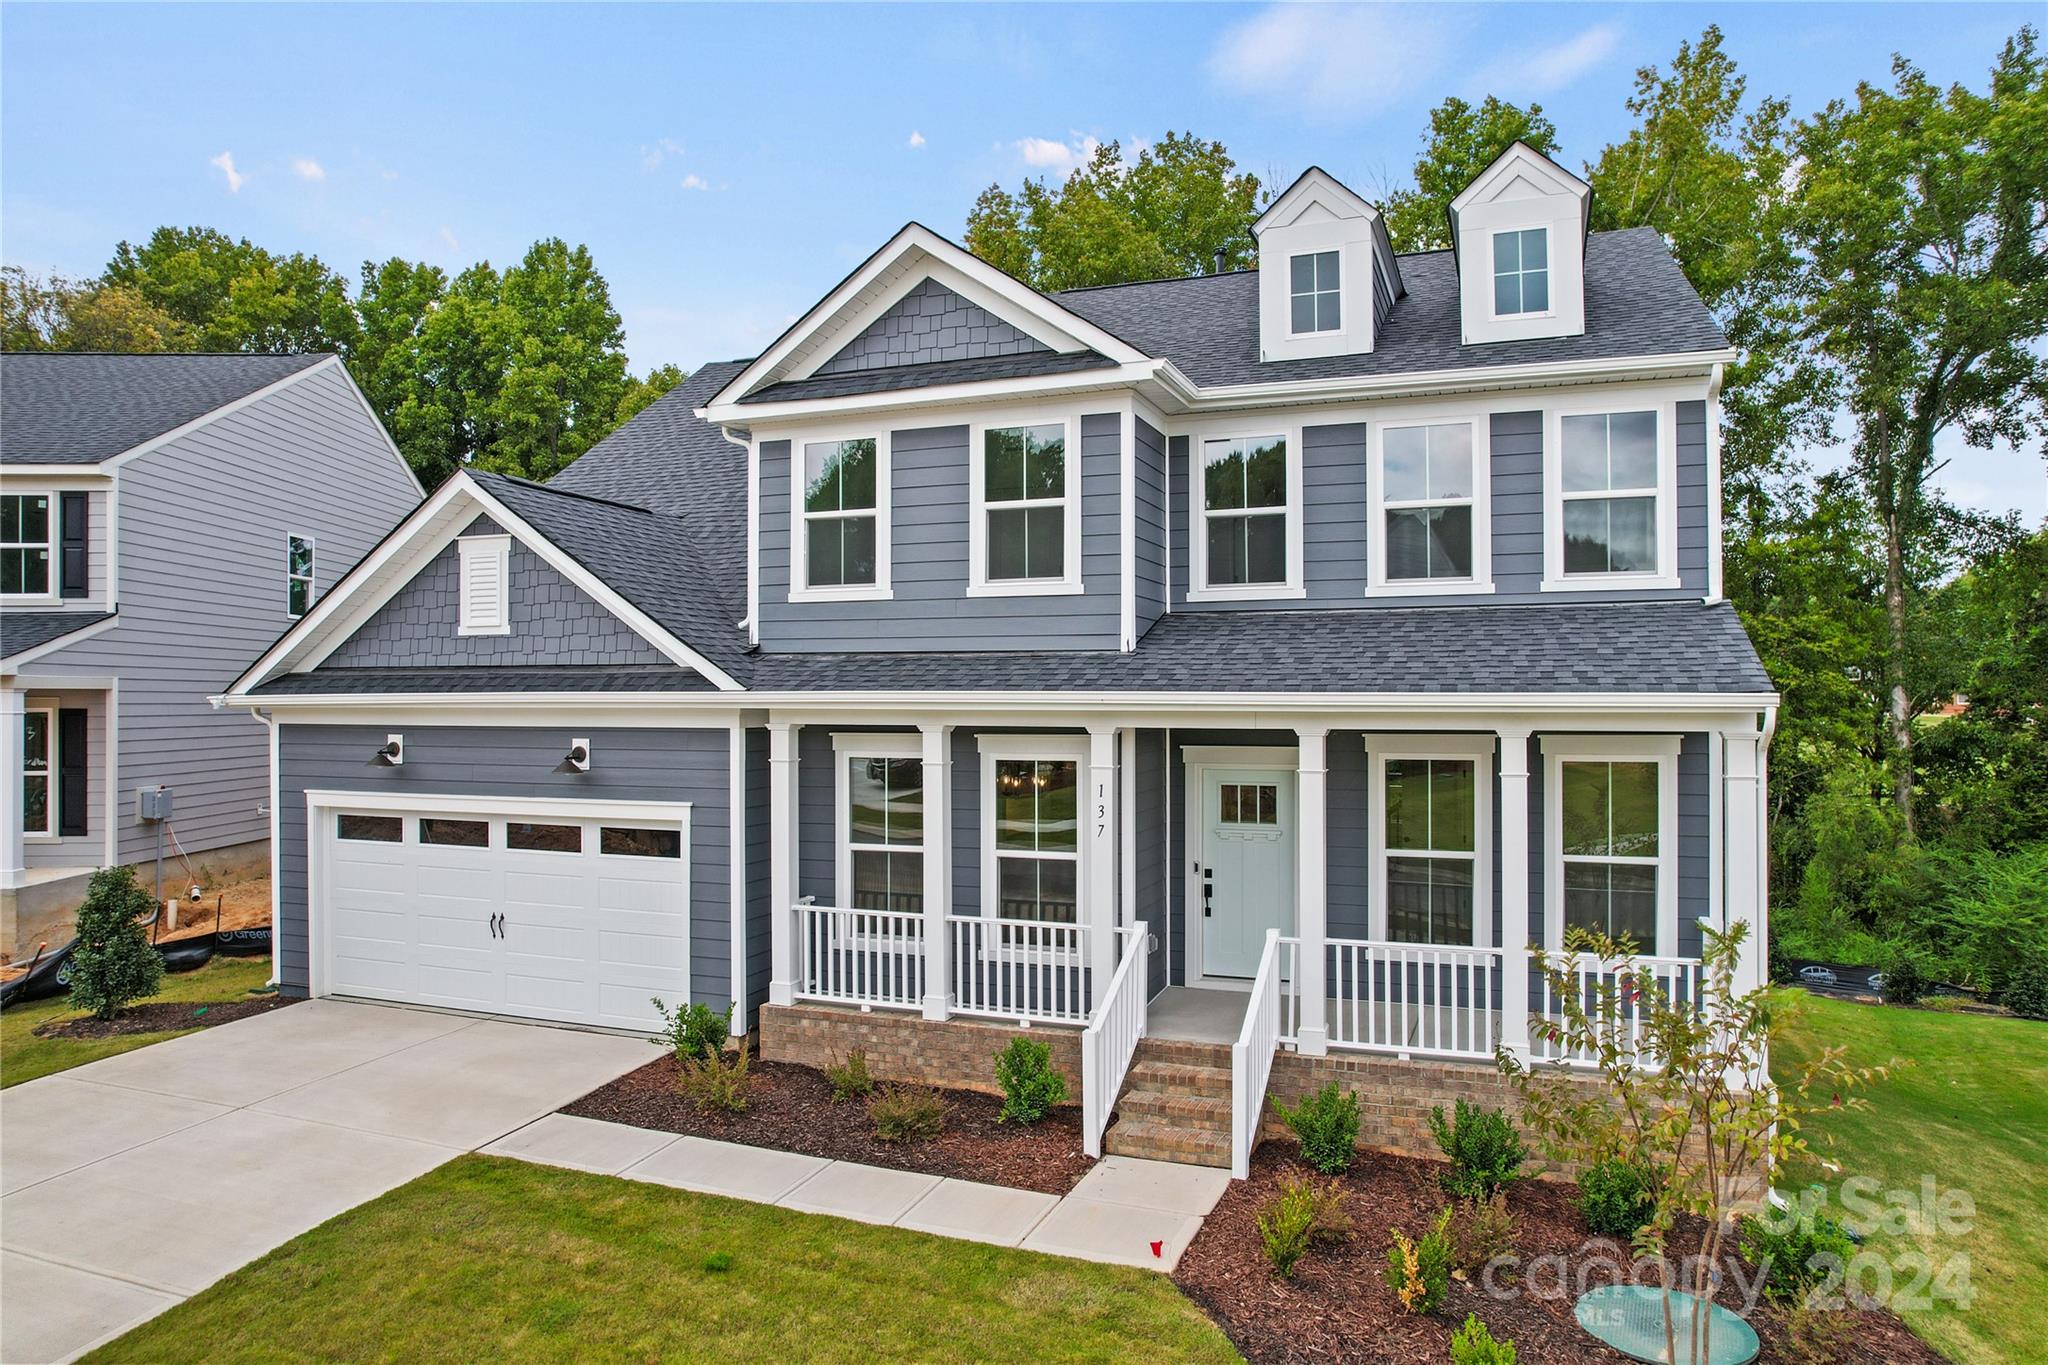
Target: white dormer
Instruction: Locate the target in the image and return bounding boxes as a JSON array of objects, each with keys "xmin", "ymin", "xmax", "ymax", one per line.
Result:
[
  {"xmin": 1254, "ymin": 167, "xmax": 1399, "ymax": 364},
  {"xmin": 1449, "ymin": 141, "xmax": 1591, "ymax": 346}
]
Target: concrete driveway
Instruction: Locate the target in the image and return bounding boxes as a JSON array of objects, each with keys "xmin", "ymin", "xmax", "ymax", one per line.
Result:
[{"xmin": 0, "ymin": 999, "xmax": 651, "ymax": 1363}]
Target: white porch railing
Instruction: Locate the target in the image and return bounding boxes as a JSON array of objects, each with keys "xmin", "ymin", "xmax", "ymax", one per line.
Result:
[
  {"xmin": 949, "ymin": 915, "xmax": 1091, "ymax": 1025},
  {"xmin": 1080, "ymin": 921, "xmax": 1148, "ymax": 1158},
  {"xmin": 1229, "ymin": 928, "xmax": 1285, "ymax": 1180},
  {"xmin": 1320, "ymin": 938, "xmax": 1504, "ymax": 1061},
  {"xmin": 1534, "ymin": 951, "xmax": 1709, "ymax": 1065},
  {"xmin": 796, "ymin": 902, "xmax": 927, "ymax": 1011}
]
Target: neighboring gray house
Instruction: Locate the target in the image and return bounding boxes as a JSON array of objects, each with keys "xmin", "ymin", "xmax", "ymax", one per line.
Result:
[
  {"xmin": 3, "ymin": 352, "xmax": 422, "ymax": 954},
  {"xmin": 227, "ymin": 150, "xmax": 1777, "ymax": 1173}
]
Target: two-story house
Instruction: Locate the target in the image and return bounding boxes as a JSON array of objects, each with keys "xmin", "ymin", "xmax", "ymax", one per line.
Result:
[
  {"xmin": 225, "ymin": 147, "xmax": 1775, "ymax": 1173},
  {"xmin": 2, "ymin": 352, "xmax": 422, "ymax": 957}
]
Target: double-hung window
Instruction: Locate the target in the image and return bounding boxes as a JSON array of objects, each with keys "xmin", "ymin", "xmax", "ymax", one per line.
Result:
[
  {"xmin": 974, "ymin": 421, "xmax": 1074, "ymax": 592},
  {"xmin": 1370, "ymin": 737, "xmax": 1493, "ymax": 947},
  {"xmin": 2, "ymin": 494, "xmax": 54, "ymax": 598},
  {"xmin": 1544, "ymin": 736, "xmax": 1679, "ymax": 957},
  {"xmin": 20, "ymin": 708, "xmax": 52, "ymax": 837},
  {"xmin": 1372, "ymin": 419, "xmax": 1486, "ymax": 590},
  {"xmin": 800, "ymin": 436, "xmax": 882, "ymax": 593},
  {"xmin": 1492, "ymin": 227, "xmax": 1549, "ymax": 316},
  {"xmin": 1289, "ymin": 251, "xmax": 1340, "ymax": 334},
  {"xmin": 834, "ymin": 736, "xmax": 924, "ymax": 919},
  {"xmin": 986, "ymin": 750, "xmax": 1080, "ymax": 924},
  {"xmin": 1555, "ymin": 409, "xmax": 1663, "ymax": 581},
  {"xmin": 286, "ymin": 534, "xmax": 315, "ymax": 618},
  {"xmin": 1198, "ymin": 433, "xmax": 1293, "ymax": 593}
]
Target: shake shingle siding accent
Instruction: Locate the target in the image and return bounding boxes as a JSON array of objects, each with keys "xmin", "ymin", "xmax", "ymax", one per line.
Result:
[{"xmin": 816, "ymin": 278, "xmax": 1051, "ymax": 375}]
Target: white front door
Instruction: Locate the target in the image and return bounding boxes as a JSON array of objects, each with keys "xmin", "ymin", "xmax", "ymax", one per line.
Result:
[{"xmin": 1198, "ymin": 767, "xmax": 1296, "ymax": 979}]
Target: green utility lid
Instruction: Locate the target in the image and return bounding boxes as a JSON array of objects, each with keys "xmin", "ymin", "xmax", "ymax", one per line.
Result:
[{"xmin": 1574, "ymin": 1285, "xmax": 1761, "ymax": 1365}]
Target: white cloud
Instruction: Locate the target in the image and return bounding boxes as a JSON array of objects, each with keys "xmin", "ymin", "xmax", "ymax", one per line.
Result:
[
  {"xmin": 439, "ymin": 226, "xmax": 459, "ymax": 252},
  {"xmin": 907, "ymin": 130, "xmax": 926, "ymax": 149},
  {"xmin": 1477, "ymin": 23, "xmax": 1621, "ymax": 96},
  {"xmin": 292, "ymin": 157, "xmax": 326, "ymax": 182},
  {"xmin": 1205, "ymin": 4, "xmax": 1449, "ymax": 119},
  {"xmin": 209, "ymin": 151, "xmax": 244, "ymax": 193},
  {"xmin": 1013, "ymin": 135, "xmax": 1100, "ymax": 177},
  {"xmin": 641, "ymin": 137, "xmax": 685, "ymax": 171},
  {"xmin": 680, "ymin": 173, "xmax": 711, "ymax": 191}
]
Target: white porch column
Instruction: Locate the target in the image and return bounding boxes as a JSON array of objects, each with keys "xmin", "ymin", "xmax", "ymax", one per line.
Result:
[
  {"xmin": 0, "ymin": 688, "xmax": 25, "ymax": 891},
  {"xmin": 766, "ymin": 721, "xmax": 800, "ymax": 1008},
  {"xmin": 1086, "ymin": 725, "xmax": 1118, "ymax": 1005},
  {"xmin": 1722, "ymin": 725, "xmax": 1764, "ymax": 996},
  {"xmin": 920, "ymin": 723, "xmax": 953, "ymax": 1020},
  {"xmin": 1496, "ymin": 727, "xmax": 1533, "ymax": 1061},
  {"xmin": 1294, "ymin": 727, "xmax": 1330, "ymax": 1056}
]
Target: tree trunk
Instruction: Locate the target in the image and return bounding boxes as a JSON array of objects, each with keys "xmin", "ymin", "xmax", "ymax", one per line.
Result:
[{"xmin": 1882, "ymin": 498, "xmax": 1916, "ymax": 836}]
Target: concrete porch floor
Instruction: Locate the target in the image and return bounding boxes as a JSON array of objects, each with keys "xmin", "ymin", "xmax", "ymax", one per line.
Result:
[{"xmin": 1146, "ymin": 986, "xmax": 1250, "ymax": 1044}]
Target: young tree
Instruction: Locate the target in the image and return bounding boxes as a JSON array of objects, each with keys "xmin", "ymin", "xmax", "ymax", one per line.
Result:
[
  {"xmin": 1379, "ymin": 96, "xmax": 1559, "ymax": 253},
  {"xmin": 103, "ymin": 226, "xmax": 358, "ymax": 354},
  {"xmin": 613, "ymin": 363, "xmax": 689, "ymax": 426},
  {"xmin": 67, "ymin": 866, "xmax": 164, "ymax": 1020}
]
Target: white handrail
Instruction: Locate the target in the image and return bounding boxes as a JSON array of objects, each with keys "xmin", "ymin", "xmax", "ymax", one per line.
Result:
[
  {"xmin": 1229, "ymin": 928, "xmax": 1284, "ymax": 1180},
  {"xmin": 948, "ymin": 914, "xmax": 1091, "ymax": 1025},
  {"xmin": 1325, "ymin": 938, "xmax": 1503, "ymax": 1060},
  {"xmin": 795, "ymin": 903, "xmax": 926, "ymax": 1011},
  {"xmin": 1081, "ymin": 921, "xmax": 1149, "ymax": 1159},
  {"xmin": 1535, "ymin": 950, "xmax": 1707, "ymax": 1066}
]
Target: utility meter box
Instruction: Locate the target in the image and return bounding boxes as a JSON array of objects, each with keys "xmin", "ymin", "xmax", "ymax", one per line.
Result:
[{"xmin": 137, "ymin": 786, "xmax": 173, "ymax": 822}]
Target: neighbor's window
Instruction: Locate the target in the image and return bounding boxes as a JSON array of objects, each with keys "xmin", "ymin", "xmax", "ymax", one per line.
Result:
[
  {"xmin": 982, "ymin": 423, "xmax": 1068, "ymax": 584},
  {"xmin": 802, "ymin": 437, "xmax": 879, "ymax": 588},
  {"xmin": 1201, "ymin": 435, "xmax": 1288, "ymax": 588},
  {"xmin": 1289, "ymin": 250, "xmax": 1340, "ymax": 334},
  {"xmin": 1381, "ymin": 422, "xmax": 1475, "ymax": 581},
  {"xmin": 846, "ymin": 755, "xmax": 924, "ymax": 915},
  {"xmin": 1492, "ymin": 227, "xmax": 1549, "ymax": 315},
  {"xmin": 1384, "ymin": 759, "xmax": 1477, "ymax": 945},
  {"xmin": 1561, "ymin": 411, "xmax": 1659, "ymax": 576},
  {"xmin": 20, "ymin": 709, "xmax": 52, "ymax": 836},
  {"xmin": 287, "ymin": 534, "xmax": 315, "ymax": 618},
  {"xmin": 2, "ymin": 494, "xmax": 53, "ymax": 597},
  {"xmin": 992, "ymin": 758, "xmax": 1079, "ymax": 922},
  {"xmin": 1560, "ymin": 760, "xmax": 1660, "ymax": 946}
]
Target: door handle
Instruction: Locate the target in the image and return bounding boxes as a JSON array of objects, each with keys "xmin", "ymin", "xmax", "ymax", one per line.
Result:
[
  {"xmin": 1203, "ymin": 871, "xmax": 1214, "ymax": 918},
  {"xmin": 489, "ymin": 912, "xmax": 503, "ymax": 939}
]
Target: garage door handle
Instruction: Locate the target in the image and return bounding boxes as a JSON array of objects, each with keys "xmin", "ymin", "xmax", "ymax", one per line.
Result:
[{"xmin": 488, "ymin": 912, "xmax": 502, "ymax": 939}]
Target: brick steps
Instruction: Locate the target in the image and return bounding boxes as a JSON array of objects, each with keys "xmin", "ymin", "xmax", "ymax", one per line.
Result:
[
  {"xmin": 1103, "ymin": 1117, "xmax": 1232, "ymax": 1166},
  {"xmin": 1101, "ymin": 1038, "xmax": 1237, "ymax": 1169}
]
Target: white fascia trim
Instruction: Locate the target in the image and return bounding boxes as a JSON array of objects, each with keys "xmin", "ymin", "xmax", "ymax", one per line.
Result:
[
  {"xmin": 966, "ymin": 409, "xmax": 1083, "ymax": 598},
  {"xmin": 1255, "ymin": 167, "xmax": 1380, "ymax": 233},
  {"xmin": 1183, "ymin": 415, "xmax": 1307, "ymax": 604},
  {"xmin": 1539, "ymin": 396, "xmax": 1683, "ymax": 593},
  {"xmin": 785, "ymin": 425, "xmax": 894, "ymax": 603},
  {"xmin": 1706, "ymin": 364, "xmax": 1726, "ymax": 604},
  {"xmin": 1364, "ymin": 409, "xmax": 1493, "ymax": 596},
  {"xmin": 96, "ymin": 357, "xmax": 348, "ymax": 472},
  {"xmin": 305, "ymin": 788, "xmax": 692, "ymax": 823},
  {"xmin": 0, "ymin": 469, "xmax": 115, "ymax": 487},
  {"xmin": 1, "ymin": 613, "xmax": 122, "ymax": 673},
  {"xmin": 1172, "ymin": 349, "xmax": 1737, "ymax": 413},
  {"xmin": 700, "ymin": 360, "xmax": 1163, "ymax": 427}
]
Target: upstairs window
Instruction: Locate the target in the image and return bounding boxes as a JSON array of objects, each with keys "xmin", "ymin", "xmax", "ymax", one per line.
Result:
[
  {"xmin": 457, "ymin": 534, "xmax": 511, "ymax": 635},
  {"xmin": 1289, "ymin": 251, "xmax": 1340, "ymax": 334},
  {"xmin": 286, "ymin": 534, "xmax": 315, "ymax": 618},
  {"xmin": 978, "ymin": 422, "xmax": 1072, "ymax": 589},
  {"xmin": 1561, "ymin": 411, "xmax": 1658, "ymax": 576},
  {"xmin": 801, "ymin": 437, "xmax": 880, "ymax": 590},
  {"xmin": 2, "ymin": 494, "xmax": 53, "ymax": 597},
  {"xmin": 1200, "ymin": 434, "xmax": 1290, "ymax": 590},
  {"xmin": 1378, "ymin": 421, "xmax": 1478, "ymax": 585},
  {"xmin": 1492, "ymin": 228, "xmax": 1549, "ymax": 316}
]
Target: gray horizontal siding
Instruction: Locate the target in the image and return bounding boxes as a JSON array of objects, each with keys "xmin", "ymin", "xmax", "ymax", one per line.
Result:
[
  {"xmin": 275, "ymin": 722, "xmax": 732, "ymax": 1008},
  {"xmin": 744, "ymin": 726, "xmax": 772, "ymax": 1025},
  {"xmin": 1134, "ymin": 417, "xmax": 1167, "ymax": 638},
  {"xmin": 816, "ymin": 278, "xmax": 1049, "ymax": 376}
]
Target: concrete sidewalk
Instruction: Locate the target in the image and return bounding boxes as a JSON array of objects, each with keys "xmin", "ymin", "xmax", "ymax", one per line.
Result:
[{"xmin": 483, "ymin": 1112, "xmax": 1232, "ymax": 1271}]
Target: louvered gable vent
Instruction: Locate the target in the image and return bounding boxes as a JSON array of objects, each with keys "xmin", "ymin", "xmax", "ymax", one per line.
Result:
[{"xmin": 457, "ymin": 534, "xmax": 511, "ymax": 635}]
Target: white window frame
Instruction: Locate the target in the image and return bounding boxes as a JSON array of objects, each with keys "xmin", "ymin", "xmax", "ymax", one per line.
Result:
[
  {"xmin": 1186, "ymin": 419, "xmax": 1306, "ymax": 603},
  {"xmin": 456, "ymin": 533, "xmax": 512, "ymax": 636},
  {"xmin": 1366, "ymin": 734, "xmax": 1495, "ymax": 948},
  {"xmin": 830, "ymin": 732, "xmax": 926, "ymax": 936},
  {"xmin": 968, "ymin": 412, "xmax": 1081, "ymax": 598},
  {"xmin": 1, "ymin": 491, "xmax": 59, "ymax": 604},
  {"xmin": 1541, "ymin": 734, "xmax": 1681, "ymax": 959},
  {"xmin": 1365, "ymin": 414, "xmax": 1493, "ymax": 596},
  {"xmin": 1288, "ymin": 249, "xmax": 1342, "ymax": 336},
  {"xmin": 21, "ymin": 705, "xmax": 55, "ymax": 839},
  {"xmin": 286, "ymin": 532, "xmax": 316, "ymax": 619},
  {"xmin": 789, "ymin": 429, "xmax": 893, "ymax": 603},
  {"xmin": 1542, "ymin": 399, "xmax": 1681, "ymax": 591},
  {"xmin": 977, "ymin": 734, "xmax": 1090, "ymax": 954},
  {"xmin": 1487, "ymin": 225, "xmax": 1554, "ymax": 321}
]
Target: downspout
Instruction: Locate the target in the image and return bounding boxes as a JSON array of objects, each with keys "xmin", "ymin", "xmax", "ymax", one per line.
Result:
[
  {"xmin": 252, "ymin": 706, "xmax": 282, "ymax": 988},
  {"xmin": 719, "ymin": 425, "xmax": 756, "ymax": 640}
]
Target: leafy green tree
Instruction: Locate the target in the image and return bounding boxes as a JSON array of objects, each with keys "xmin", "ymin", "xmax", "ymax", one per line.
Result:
[
  {"xmin": 1380, "ymin": 97, "xmax": 1559, "ymax": 253},
  {"xmin": 1, "ymin": 268, "xmax": 193, "ymax": 353},
  {"xmin": 104, "ymin": 226, "xmax": 358, "ymax": 354},
  {"xmin": 965, "ymin": 133, "xmax": 1262, "ymax": 290},
  {"xmin": 614, "ymin": 363, "xmax": 688, "ymax": 426},
  {"xmin": 482, "ymin": 238, "xmax": 631, "ymax": 481}
]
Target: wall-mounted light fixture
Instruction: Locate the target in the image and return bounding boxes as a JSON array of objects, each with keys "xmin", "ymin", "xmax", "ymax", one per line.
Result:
[
  {"xmin": 371, "ymin": 734, "xmax": 403, "ymax": 767},
  {"xmin": 554, "ymin": 737, "xmax": 590, "ymax": 774}
]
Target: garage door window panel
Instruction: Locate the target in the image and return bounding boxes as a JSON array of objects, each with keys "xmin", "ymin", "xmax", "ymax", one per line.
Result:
[
  {"xmin": 337, "ymin": 814, "xmax": 402, "ymax": 843},
  {"xmin": 509, "ymin": 822, "xmax": 583, "ymax": 853},
  {"xmin": 421, "ymin": 818, "xmax": 490, "ymax": 848},
  {"xmin": 601, "ymin": 826, "xmax": 682, "ymax": 859}
]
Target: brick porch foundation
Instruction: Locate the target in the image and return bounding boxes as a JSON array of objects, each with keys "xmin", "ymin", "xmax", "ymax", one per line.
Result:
[{"xmin": 759, "ymin": 1003, "xmax": 1083, "ymax": 1098}]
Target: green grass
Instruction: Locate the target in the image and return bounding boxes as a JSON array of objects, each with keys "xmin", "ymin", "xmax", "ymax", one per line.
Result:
[
  {"xmin": 1771, "ymin": 988, "xmax": 2047, "ymax": 1365},
  {"xmin": 0, "ymin": 956, "xmax": 274, "ymax": 1089},
  {"xmin": 90, "ymin": 1154, "xmax": 1242, "ymax": 1364}
]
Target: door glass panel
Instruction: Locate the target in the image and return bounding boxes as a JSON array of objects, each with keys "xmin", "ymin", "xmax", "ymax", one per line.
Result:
[
  {"xmin": 508, "ymin": 822, "xmax": 581, "ymax": 853},
  {"xmin": 420, "ymin": 818, "xmax": 488, "ymax": 847},
  {"xmin": 600, "ymin": 826, "xmax": 682, "ymax": 858},
  {"xmin": 337, "ymin": 814, "xmax": 401, "ymax": 843}
]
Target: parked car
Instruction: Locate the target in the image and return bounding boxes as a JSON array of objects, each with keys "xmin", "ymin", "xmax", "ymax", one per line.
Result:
[
  {"xmin": 1799, "ymin": 965, "xmax": 1839, "ymax": 988},
  {"xmin": 1865, "ymin": 972, "xmax": 1885, "ymax": 994}
]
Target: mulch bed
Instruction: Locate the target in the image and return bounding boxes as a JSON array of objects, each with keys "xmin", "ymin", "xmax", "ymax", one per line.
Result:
[
  {"xmin": 1173, "ymin": 1143, "xmax": 1944, "ymax": 1365},
  {"xmin": 34, "ymin": 993, "xmax": 295, "ymax": 1040},
  {"xmin": 561, "ymin": 1049, "xmax": 1095, "ymax": 1195}
]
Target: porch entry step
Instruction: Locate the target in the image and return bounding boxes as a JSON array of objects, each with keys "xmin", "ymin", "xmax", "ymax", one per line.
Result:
[
  {"xmin": 1124, "ymin": 1058, "xmax": 1231, "ymax": 1101},
  {"xmin": 1098, "ymin": 1037, "xmax": 1238, "ymax": 1170},
  {"xmin": 1102, "ymin": 1117, "xmax": 1232, "ymax": 1167},
  {"xmin": 1118, "ymin": 1089, "xmax": 1231, "ymax": 1134}
]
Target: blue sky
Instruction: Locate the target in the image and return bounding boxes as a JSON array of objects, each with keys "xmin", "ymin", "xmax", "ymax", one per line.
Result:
[{"xmin": 4, "ymin": 2, "xmax": 2040, "ymax": 518}]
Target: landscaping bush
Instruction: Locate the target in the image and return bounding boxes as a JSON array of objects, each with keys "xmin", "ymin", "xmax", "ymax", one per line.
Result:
[
  {"xmin": 1257, "ymin": 1175, "xmax": 1350, "ymax": 1278},
  {"xmin": 1780, "ymin": 1301, "xmax": 1856, "ymax": 1365},
  {"xmin": 1272, "ymin": 1082, "xmax": 1359, "ymax": 1174},
  {"xmin": 1739, "ymin": 1205, "xmax": 1858, "ymax": 1305},
  {"xmin": 869, "ymin": 1085, "xmax": 947, "ymax": 1143},
  {"xmin": 651, "ymin": 998, "xmax": 731, "ymax": 1061},
  {"xmin": 67, "ymin": 866, "xmax": 163, "ymax": 1021},
  {"xmin": 1449, "ymin": 1190, "xmax": 1517, "ymax": 1275},
  {"xmin": 676, "ymin": 1045, "xmax": 750, "ymax": 1113},
  {"xmin": 825, "ymin": 1049, "xmax": 876, "ymax": 1102},
  {"xmin": 993, "ymin": 1036, "xmax": 1067, "ymax": 1124},
  {"xmin": 1427, "ymin": 1099, "xmax": 1528, "ymax": 1199},
  {"xmin": 1576, "ymin": 1157, "xmax": 1656, "ymax": 1238},
  {"xmin": 2002, "ymin": 957, "xmax": 2048, "ymax": 1021},
  {"xmin": 1450, "ymin": 1313, "xmax": 1518, "ymax": 1364},
  {"xmin": 1878, "ymin": 948, "xmax": 1926, "ymax": 1006},
  {"xmin": 1382, "ymin": 1207, "xmax": 1453, "ymax": 1315}
]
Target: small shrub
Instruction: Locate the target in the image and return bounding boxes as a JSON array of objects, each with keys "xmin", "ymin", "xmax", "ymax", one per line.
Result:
[
  {"xmin": 67, "ymin": 866, "xmax": 164, "ymax": 1020},
  {"xmin": 993, "ymin": 1036, "xmax": 1067, "ymax": 1124},
  {"xmin": 701, "ymin": 1251, "xmax": 734, "ymax": 1273},
  {"xmin": 1449, "ymin": 1190, "xmax": 1517, "ymax": 1275},
  {"xmin": 651, "ymin": 997, "xmax": 732, "ymax": 1061},
  {"xmin": 1879, "ymin": 949, "xmax": 1926, "ymax": 1006},
  {"xmin": 869, "ymin": 1084, "xmax": 947, "ymax": 1143},
  {"xmin": 1740, "ymin": 1206, "xmax": 1857, "ymax": 1305},
  {"xmin": 1780, "ymin": 1301, "xmax": 1856, "ymax": 1365},
  {"xmin": 1576, "ymin": 1157, "xmax": 1656, "ymax": 1238},
  {"xmin": 676, "ymin": 1045, "xmax": 751, "ymax": 1113},
  {"xmin": 1382, "ymin": 1207, "xmax": 1453, "ymax": 1315},
  {"xmin": 1450, "ymin": 1313, "xmax": 1518, "ymax": 1365},
  {"xmin": 825, "ymin": 1049, "xmax": 876, "ymax": 1102},
  {"xmin": 1256, "ymin": 1184, "xmax": 1315, "ymax": 1278},
  {"xmin": 2002, "ymin": 957, "xmax": 2048, "ymax": 1021},
  {"xmin": 1272, "ymin": 1082, "xmax": 1360, "ymax": 1174},
  {"xmin": 1427, "ymin": 1100, "xmax": 1528, "ymax": 1200}
]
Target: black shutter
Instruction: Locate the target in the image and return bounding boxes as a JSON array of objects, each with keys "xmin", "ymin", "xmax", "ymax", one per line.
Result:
[
  {"xmin": 59, "ymin": 492, "xmax": 89, "ymax": 599},
  {"xmin": 58, "ymin": 708, "xmax": 88, "ymax": 837}
]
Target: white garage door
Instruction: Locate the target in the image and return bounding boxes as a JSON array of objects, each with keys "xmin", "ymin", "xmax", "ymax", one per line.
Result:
[{"xmin": 317, "ymin": 799, "xmax": 691, "ymax": 1032}]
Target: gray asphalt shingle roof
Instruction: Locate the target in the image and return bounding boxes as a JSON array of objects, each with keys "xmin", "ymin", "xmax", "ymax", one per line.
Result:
[
  {"xmin": 2, "ymin": 610, "xmax": 115, "ymax": 662},
  {"xmin": 0, "ymin": 353, "xmax": 330, "ymax": 464},
  {"xmin": 737, "ymin": 350, "xmax": 1119, "ymax": 405}
]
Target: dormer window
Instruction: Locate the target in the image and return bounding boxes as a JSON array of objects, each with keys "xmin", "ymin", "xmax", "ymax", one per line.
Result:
[
  {"xmin": 1289, "ymin": 251, "xmax": 1341, "ymax": 334},
  {"xmin": 1491, "ymin": 228, "xmax": 1549, "ymax": 317}
]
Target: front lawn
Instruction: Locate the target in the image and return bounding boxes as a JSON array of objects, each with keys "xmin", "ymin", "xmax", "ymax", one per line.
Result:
[
  {"xmin": 1771, "ymin": 988, "xmax": 2047, "ymax": 1365},
  {"xmin": 0, "ymin": 955, "xmax": 276, "ymax": 1088},
  {"xmin": 90, "ymin": 1154, "xmax": 1241, "ymax": 1364}
]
